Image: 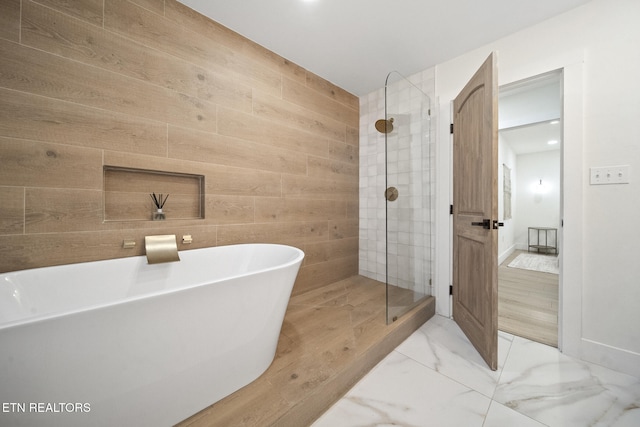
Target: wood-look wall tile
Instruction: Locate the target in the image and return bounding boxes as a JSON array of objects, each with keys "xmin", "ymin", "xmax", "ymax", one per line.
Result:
[
  {"xmin": 346, "ymin": 126, "xmax": 359, "ymax": 147},
  {"xmin": 23, "ymin": 2, "xmax": 201, "ymax": 100},
  {"xmin": 204, "ymin": 167, "xmax": 282, "ymax": 197},
  {"xmin": 0, "ymin": 137, "xmax": 103, "ymax": 189},
  {"xmin": 0, "ymin": 226, "xmax": 219, "ymax": 273},
  {"xmin": 165, "ymin": 0, "xmax": 306, "ymax": 85},
  {"xmin": 206, "ymin": 195, "xmax": 255, "ymax": 225},
  {"xmin": 104, "ymin": 150, "xmax": 209, "ymax": 177},
  {"xmin": 0, "ymin": 0, "xmax": 20, "ymax": 42},
  {"xmin": 217, "ymin": 221, "xmax": 327, "ymax": 247},
  {"xmin": 302, "ymin": 238, "xmax": 359, "ymax": 266},
  {"xmin": 168, "ymin": 126, "xmax": 307, "ymax": 175},
  {"xmin": 241, "ymin": 41, "xmax": 307, "ymax": 84},
  {"xmin": 283, "ymin": 78, "xmax": 359, "ymax": 127},
  {"xmin": 0, "ymin": 88, "xmax": 167, "ymax": 156},
  {"xmin": 24, "ymin": 0, "xmax": 252, "ymax": 113},
  {"xmin": 255, "ymin": 198, "xmax": 347, "ymax": 223},
  {"xmin": 306, "ymin": 71, "xmax": 359, "ymax": 111},
  {"xmin": 0, "ymin": 187, "xmax": 24, "ymax": 235},
  {"xmin": 105, "ymin": 0, "xmax": 282, "ymax": 97},
  {"xmin": 329, "ymin": 219, "xmax": 359, "ymax": 240},
  {"xmin": 293, "ymin": 255, "xmax": 359, "ymax": 295},
  {"xmin": 328, "ymin": 140, "xmax": 359, "ymax": 165},
  {"xmin": 32, "ymin": 0, "xmax": 104, "ymax": 27},
  {"xmin": 104, "ymin": 150, "xmax": 282, "ymax": 197},
  {"xmin": 253, "ymin": 92, "xmax": 347, "ymax": 142},
  {"xmin": 0, "ymin": 39, "xmax": 217, "ymax": 132},
  {"xmin": 196, "ymin": 73, "xmax": 253, "ymax": 113},
  {"xmin": 0, "ymin": 0, "xmax": 360, "ymax": 274},
  {"xmin": 129, "ymin": 0, "xmax": 164, "ymax": 15},
  {"xmin": 217, "ymin": 107, "xmax": 329, "ymax": 158},
  {"xmin": 164, "ymin": 0, "xmax": 245, "ymax": 57},
  {"xmin": 307, "ymin": 156, "xmax": 359, "ymax": 181},
  {"xmin": 25, "ymin": 188, "xmax": 103, "ymax": 233},
  {"xmin": 346, "ymin": 200, "xmax": 359, "ymax": 218},
  {"xmin": 282, "ymin": 175, "xmax": 358, "ymax": 201}
]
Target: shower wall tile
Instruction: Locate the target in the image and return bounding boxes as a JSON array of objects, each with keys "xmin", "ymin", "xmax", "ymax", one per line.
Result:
[
  {"xmin": 358, "ymin": 69, "xmax": 435, "ymax": 293},
  {"xmin": 0, "ymin": 0, "xmax": 359, "ymax": 291}
]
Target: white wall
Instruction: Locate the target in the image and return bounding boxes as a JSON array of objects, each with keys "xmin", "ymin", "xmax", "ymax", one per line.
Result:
[
  {"xmin": 433, "ymin": 0, "xmax": 640, "ymax": 377},
  {"xmin": 498, "ymin": 136, "xmax": 517, "ymax": 263},
  {"xmin": 515, "ymin": 150, "xmax": 561, "ymax": 251}
]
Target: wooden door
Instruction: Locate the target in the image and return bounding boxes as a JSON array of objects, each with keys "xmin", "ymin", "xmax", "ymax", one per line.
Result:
[{"xmin": 452, "ymin": 53, "xmax": 499, "ymax": 370}]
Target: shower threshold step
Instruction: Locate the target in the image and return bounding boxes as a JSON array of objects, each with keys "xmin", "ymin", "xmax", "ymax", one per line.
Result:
[{"xmin": 177, "ymin": 275, "xmax": 435, "ymax": 427}]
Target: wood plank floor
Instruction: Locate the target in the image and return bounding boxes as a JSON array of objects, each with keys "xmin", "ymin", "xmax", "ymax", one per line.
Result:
[
  {"xmin": 498, "ymin": 250, "xmax": 559, "ymax": 347},
  {"xmin": 177, "ymin": 276, "xmax": 435, "ymax": 427}
]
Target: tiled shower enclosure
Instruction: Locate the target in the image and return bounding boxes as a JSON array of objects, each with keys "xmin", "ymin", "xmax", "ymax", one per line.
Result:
[{"xmin": 359, "ymin": 69, "xmax": 436, "ymax": 319}]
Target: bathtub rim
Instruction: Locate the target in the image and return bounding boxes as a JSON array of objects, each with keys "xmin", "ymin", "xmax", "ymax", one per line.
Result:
[{"xmin": 0, "ymin": 243, "xmax": 304, "ymax": 331}]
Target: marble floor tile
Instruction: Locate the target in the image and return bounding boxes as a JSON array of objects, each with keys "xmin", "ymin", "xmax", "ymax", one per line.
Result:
[
  {"xmin": 314, "ymin": 315, "xmax": 640, "ymax": 427},
  {"xmin": 312, "ymin": 351, "xmax": 491, "ymax": 427},
  {"xmin": 494, "ymin": 336, "xmax": 640, "ymax": 427},
  {"xmin": 394, "ymin": 314, "xmax": 512, "ymax": 397},
  {"xmin": 483, "ymin": 401, "xmax": 548, "ymax": 427}
]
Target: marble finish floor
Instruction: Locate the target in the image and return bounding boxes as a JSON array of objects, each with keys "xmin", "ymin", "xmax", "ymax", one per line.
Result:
[{"xmin": 313, "ymin": 315, "xmax": 640, "ymax": 427}]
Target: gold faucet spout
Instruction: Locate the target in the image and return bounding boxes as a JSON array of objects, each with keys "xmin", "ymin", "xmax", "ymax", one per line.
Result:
[{"xmin": 145, "ymin": 235, "xmax": 180, "ymax": 264}]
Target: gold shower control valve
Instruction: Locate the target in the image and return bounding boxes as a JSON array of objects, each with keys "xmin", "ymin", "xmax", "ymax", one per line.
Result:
[{"xmin": 385, "ymin": 187, "xmax": 399, "ymax": 202}]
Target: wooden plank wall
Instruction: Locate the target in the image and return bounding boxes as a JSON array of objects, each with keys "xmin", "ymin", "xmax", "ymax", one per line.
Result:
[{"xmin": 0, "ymin": 0, "xmax": 360, "ymax": 295}]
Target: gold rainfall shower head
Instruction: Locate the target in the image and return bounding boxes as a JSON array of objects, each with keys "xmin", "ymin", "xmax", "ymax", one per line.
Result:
[{"xmin": 375, "ymin": 117, "xmax": 394, "ymax": 134}]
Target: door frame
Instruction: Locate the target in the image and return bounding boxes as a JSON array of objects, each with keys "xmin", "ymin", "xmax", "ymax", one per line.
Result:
[
  {"xmin": 436, "ymin": 50, "xmax": 585, "ymax": 357},
  {"xmin": 496, "ymin": 69, "xmax": 563, "ymax": 347}
]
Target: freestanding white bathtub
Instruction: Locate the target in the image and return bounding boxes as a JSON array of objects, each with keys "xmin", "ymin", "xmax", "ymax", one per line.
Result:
[{"xmin": 0, "ymin": 243, "xmax": 304, "ymax": 427}]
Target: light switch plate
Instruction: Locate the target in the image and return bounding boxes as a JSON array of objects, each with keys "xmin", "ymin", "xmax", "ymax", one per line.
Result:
[{"xmin": 590, "ymin": 165, "xmax": 630, "ymax": 185}]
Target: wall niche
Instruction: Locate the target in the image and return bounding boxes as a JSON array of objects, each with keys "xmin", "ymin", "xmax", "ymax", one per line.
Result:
[{"xmin": 103, "ymin": 166, "xmax": 204, "ymax": 221}]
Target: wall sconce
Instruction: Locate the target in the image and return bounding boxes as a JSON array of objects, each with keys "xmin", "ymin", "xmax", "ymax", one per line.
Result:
[{"xmin": 532, "ymin": 179, "xmax": 548, "ymax": 194}]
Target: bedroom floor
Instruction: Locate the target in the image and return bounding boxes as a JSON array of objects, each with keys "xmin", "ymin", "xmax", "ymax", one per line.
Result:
[
  {"xmin": 313, "ymin": 314, "xmax": 640, "ymax": 427},
  {"xmin": 499, "ymin": 250, "xmax": 559, "ymax": 346}
]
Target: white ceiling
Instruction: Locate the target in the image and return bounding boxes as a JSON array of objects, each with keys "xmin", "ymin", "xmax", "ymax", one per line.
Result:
[
  {"xmin": 500, "ymin": 121, "xmax": 561, "ymax": 155},
  {"xmin": 177, "ymin": 0, "xmax": 592, "ymax": 96},
  {"xmin": 499, "ymin": 71, "xmax": 562, "ymax": 155}
]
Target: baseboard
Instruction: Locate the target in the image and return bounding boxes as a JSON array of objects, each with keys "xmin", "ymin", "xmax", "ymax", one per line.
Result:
[
  {"xmin": 579, "ymin": 338, "xmax": 640, "ymax": 378},
  {"xmin": 498, "ymin": 245, "xmax": 516, "ymax": 265}
]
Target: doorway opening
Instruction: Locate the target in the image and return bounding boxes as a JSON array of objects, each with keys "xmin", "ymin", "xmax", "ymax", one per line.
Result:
[{"xmin": 497, "ymin": 70, "xmax": 562, "ymax": 347}]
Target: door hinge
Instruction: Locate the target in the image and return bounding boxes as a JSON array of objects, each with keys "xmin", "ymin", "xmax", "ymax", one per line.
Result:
[
  {"xmin": 450, "ymin": 123, "xmax": 454, "ymax": 134},
  {"xmin": 449, "ymin": 285, "xmax": 453, "ymax": 295},
  {"xmin": 450, "ymin": 204, "xmax": 453, "ymax": 215}
]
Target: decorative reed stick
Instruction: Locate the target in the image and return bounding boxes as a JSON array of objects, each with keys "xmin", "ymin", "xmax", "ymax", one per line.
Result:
[{"xmin": 150, "ymin": 193, "xmax": 169, "ymax": 209}]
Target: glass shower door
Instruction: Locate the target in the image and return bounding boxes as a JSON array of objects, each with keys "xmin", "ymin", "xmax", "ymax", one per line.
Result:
[{"xmin": 383, "ymin": 72, "xmax": 432, "ymax": 324}]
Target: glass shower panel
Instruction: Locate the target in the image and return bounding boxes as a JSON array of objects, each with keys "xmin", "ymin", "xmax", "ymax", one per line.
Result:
[{"xmin": 384, "ymin": 72, "xmax": 432, "ymax": 324}]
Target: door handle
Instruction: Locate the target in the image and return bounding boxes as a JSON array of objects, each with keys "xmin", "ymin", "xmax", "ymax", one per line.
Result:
[
  {"xmin": 493, "ymin": 220, "xmax": 504, "ymax": 229},
  {"xmin": 471, "ymin": 219, "xmax": 491, "ymax": 229}
]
